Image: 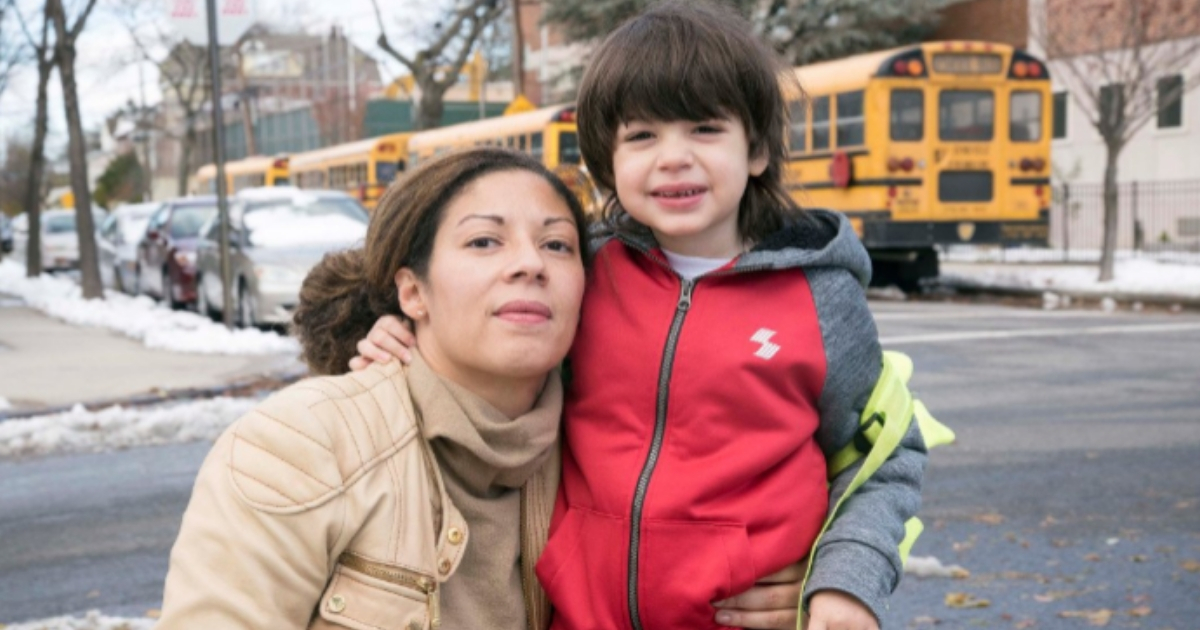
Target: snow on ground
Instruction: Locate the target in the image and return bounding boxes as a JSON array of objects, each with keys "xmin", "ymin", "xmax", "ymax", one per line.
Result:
[
  {"xmin": 941, "ymin": 253, "xmax": 1200, "ymax": 301},
  {"xmin": 0, "ymin": 260, "xmax": 298, "ymax": 355},
  {"xmin": 0, "ymin": 396, "xmax": 255, "ymax": 459},
  {"xmin": 1, "ymin": 611, "xmax": 156, "ymax": 630},
  {"xmin": 942, "ymin": 245, "xmax": 1200, "ymax": 266}
]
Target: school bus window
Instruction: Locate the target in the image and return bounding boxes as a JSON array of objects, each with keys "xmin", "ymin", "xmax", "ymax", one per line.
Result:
[
  {"xmin": 518, "ymin": 135, "xmax": 527, "ymax": 151},
  {"xmin": 531, "ymin": 132, "xmax": 544, "ymax": 159},
  {"xmin": 890, "ymin": 89, "xmax": 924, "ymax": 141},
  {"xmin": 939, "ymin": 90, "xmax": 994, "ymax": 141},
  {"xmin": 274, "ymin": 177, "xmax": 290, "ymax": 186},
  {"xmin": 559, "ymin": 131, "xmax": 581, "ymax": 164},
  {"xmin": 788, "ymin": 100, "xmax": 807, "ymax": 152},
  {"xmin": 811, "ymin": 95, "xmax": 830, "ymax": 151},
  {"xmin": 836, "ymin": 90, "xmax": 865, "ymax": 147},
  {"xmin": 377, "ymin": 161, "xmax": 398, "ymax": 184},
  {"xmin": 1010, "ymin": 91, "xmax": 1042, "ymax": 142}
]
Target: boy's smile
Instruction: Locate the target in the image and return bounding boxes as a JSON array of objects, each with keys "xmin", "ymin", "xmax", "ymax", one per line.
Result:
[{"xmin": 612, "ymin": 117, "xmax": 767, "ymax": 259}]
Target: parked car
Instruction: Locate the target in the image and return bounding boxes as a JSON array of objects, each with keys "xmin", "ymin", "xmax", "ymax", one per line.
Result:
[
  {"xmin": 135, "ymin": 197, "xmax": 217, "ymax": 308},
  {"xmin": 11, "ymin": 208, "xmax": 107, "ymax": 272},
  {"xmin": 194, "ymin": 187, "xmax": 368, "ymax": 326},
  {"xmin": 1, "ymin": 214, "xmax": 13, "ymax": 254},
  {"xmin": 98, "ymin": 201, "xmax": 163, "ymax": 293}
]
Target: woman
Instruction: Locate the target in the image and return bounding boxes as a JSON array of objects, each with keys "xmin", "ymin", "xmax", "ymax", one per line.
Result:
[{"xmin": 159, "ymin": 148, "xmax": 800, "ymax": 630}]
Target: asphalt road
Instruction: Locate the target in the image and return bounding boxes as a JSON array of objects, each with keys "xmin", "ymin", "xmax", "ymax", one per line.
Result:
[{"xmin": 1, "ymin": 300, "xmax": 1198, "ymax": 627}]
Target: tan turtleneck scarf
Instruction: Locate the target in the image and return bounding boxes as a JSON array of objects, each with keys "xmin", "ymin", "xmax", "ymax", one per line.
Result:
[{"xmin": 405, "ymin": 353, "xmax": 562, "ymax": 630}]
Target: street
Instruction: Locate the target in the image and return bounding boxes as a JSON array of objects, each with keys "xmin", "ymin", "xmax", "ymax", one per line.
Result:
[{"xmin": 1, "ymin": 299, "xmax": 1198, "ymax": 627}]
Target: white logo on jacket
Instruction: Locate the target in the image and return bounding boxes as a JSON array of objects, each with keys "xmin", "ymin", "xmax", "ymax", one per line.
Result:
[{"xmin": 750, "ymin": 328, "xmax": 781, "ymax": 360}]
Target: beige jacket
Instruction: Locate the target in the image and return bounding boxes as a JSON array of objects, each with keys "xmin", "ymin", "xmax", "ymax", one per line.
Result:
[{"xmin": 158, "ymin": 360, "xmax": 559, "ymax": 630}]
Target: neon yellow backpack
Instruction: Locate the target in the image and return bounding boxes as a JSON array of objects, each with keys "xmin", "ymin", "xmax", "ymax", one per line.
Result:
[{"xmin": 799, "ymin": 351, "xmax": 955, "ymax": 619}]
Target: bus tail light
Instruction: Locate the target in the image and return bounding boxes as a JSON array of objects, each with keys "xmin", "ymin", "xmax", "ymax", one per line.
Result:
[
  {"xmin": 887, "ymin": 157, "xmax": 900, "ymax": 172},
  {"xmin": 1019, "ymin": 158, "xmax": 1033, "ymax": 171},
  {"xmin": 1032, "ymin": 157, "xmax": 1046, "ymax": 171},
  {"xmin": 1035, "ymin": 185, "xmax": 1044, "ymax": 197},
  {"xmin": 888, "ymin": 186, "xmax": 898, "ymax": 199},
  {"xmin": 907, "ymin": 60, "xmax": 924, "ymax": 76},
  {"xmin": 379, "ymin": 142, "xmax": 396, "ymax": 153},
  {"xmin": 273, "ymin": 157, "xmax": 289, "ymax": 169},
  {"xmin": 1027, "ymin": 62, "xmax": 1043, "ymax": 78},
  {"xmin": 1013, "ymin": 61, "xmax": 1028, "ymax": 78},
  {"xmin": 900, "ymin": 157, "xmax": 914, "ymax": 172},
  {"xmin": 553, "ymin": 109, "xmax": 577, "ymax": 123}
]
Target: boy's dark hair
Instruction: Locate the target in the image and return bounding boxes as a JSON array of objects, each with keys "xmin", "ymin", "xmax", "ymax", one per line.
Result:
[{"xmin": 576, "ymin": 0, "xmax": 802, "ymax": 244}]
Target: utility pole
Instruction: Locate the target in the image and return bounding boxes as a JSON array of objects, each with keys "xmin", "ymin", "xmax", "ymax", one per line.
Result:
[{"xmin": 205, "ymin": 0, "xmax": 234, "ymax": 328}]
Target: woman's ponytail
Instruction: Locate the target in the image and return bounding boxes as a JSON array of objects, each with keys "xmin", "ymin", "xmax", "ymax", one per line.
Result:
[{"xmin": 292, "ymin": 248, "xmax": 401, "ymax": 375}]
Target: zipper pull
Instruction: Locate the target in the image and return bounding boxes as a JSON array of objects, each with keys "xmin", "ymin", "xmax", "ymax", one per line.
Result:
[
  {"xmin": 427, "ymin": 582, "xmax": 441, "ymax": 629},
  {"xmin": 678, "ymin": 280, "xmax": 694, "ymax": 312}
]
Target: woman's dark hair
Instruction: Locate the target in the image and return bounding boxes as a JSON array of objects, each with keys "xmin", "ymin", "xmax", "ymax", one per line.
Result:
[
  {"xmin": 293, "ymin": 148, "xmax": 591, "ymax": 375},
  {"xmin": 576, "ymin": 0, "xmax": 803, "ymax": 244}
]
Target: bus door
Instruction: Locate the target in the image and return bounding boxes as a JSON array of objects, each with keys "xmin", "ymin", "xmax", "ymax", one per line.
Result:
[{"xmin": 929, "ymin": 83, "xmax": 1002, "ymax": 225}]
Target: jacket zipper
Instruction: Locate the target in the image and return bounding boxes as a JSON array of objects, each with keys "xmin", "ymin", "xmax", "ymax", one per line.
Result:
[
  {"xmin": 338, "ymin": 552, "xmax": 441, "ymax": 628},
  {"xmin": 627, "ymin": 278, "xmax": 694, "ymax": 630}
]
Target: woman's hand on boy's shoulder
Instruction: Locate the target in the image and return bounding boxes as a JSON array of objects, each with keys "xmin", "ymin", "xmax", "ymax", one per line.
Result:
[
  {"xmin": 804, "ymin": 590, "xmax": 879, "ymax": 630},
  {"xmin": 712, "ymin": 560, "xmax": 805, "ymax": 629},
  {"xmin": 349, "ymin": 315, "xmax": 415, "ymax": 370}
]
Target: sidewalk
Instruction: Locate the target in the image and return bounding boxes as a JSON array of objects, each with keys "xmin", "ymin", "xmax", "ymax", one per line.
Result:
[{"xmin": 0, "ymin": 304, "xmax": 304, "ymax": 416}]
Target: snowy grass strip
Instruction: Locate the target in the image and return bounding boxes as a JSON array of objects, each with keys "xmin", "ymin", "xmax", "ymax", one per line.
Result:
[
  {"xmin": 0, "ymin": 610, "xmax": 156, "ymax": 630},
  {"xmin": 0, "ymin": 397, "xmax": 256, "ymax": 459},
  {"xmin": 0, "ymin": 260, "xmax": 299, "ymax": 356}
]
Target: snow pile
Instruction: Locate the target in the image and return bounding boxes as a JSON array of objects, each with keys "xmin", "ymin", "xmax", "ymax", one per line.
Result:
[
  {"xmin": 905, "ymin": 555, "xmax": 969, "ymax": 579},
  {"xmin": 943, "ymin": 246, "xmax": 1200, "ymax": 266},
  {"xmin": 1, "ymin": 610, "xmax": 156, "ymax": 630},
  {"xmin": 942, "ymin": 258, "xmax": 1200, "ymax": 300},
  {"xmin": 0, "ymin": 396, "xmax": 255, "ymax": 459},
  {"xmin": 0, "ymin": 260, "xmax": 299, "ymax": 355},
  {"xmin": 246, "ymin": 209, "xmax": 366, "ymax": 249}
]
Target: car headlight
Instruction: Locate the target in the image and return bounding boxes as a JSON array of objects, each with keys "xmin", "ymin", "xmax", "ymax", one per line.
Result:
[{"xmin": 174, "ymin": 251, "xmax": 197, "ymax": 267}]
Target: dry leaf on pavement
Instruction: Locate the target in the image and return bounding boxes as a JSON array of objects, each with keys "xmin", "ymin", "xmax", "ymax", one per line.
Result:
[
  {"xmin": 1059, "ymin": 609, "xmax": 1113, "ymax": 626},
  {"xmin": 944, "ymin": 592, "xmax": 990, "ymax": 609}
]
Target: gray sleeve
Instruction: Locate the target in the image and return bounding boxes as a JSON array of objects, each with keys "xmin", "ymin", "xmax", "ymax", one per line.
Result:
[{"xmin": 803, "ymin": 266, "xmax": 928, "ymax": 625}]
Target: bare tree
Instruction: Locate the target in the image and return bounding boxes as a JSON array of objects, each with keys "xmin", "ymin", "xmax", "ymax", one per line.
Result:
[
  {"xmin": 0, "ymin": 0, "xmax": 30, "ymax": 100},
  {"xmin": 47, "ymin": 0, "xmax": 103, "ymax": 299},
  {"xmin": 14, "ymin": 1, "xmax": 58, "ymax": 278},
  {"xmin": 115, "ymin": 0, "xmax": 214, "ymax": 196},
  {"xmin": 372, "ymin": 0, "xmax": 507, "ymax": 130},
  {"xmin": 1032, "ymin": 0, "xmax": 1200, "ymax": 281}
]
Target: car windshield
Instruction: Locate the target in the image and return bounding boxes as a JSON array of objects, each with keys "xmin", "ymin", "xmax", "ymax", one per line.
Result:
[
  {"xmin": 45, "ymin": 214, "xmax": 76, "ymax": 234},
  {"xmin": 242, "ymin": 197, "xmax": 368, "ymax": 249},
  {"xmin": 170, "ymin": 205, "xmax": 218, "ymax": 239}
]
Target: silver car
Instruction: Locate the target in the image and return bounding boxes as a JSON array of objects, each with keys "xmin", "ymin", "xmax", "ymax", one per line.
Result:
[
  {"xmin": 10, "ymin": 208, "xmax": 107, "ymax": 272},
  {"xmin": 98, "ymin": 201, "xmax": 163, "ymax": 293},
  {"xmin": 194, "ymin": 187, "xmax": 368, "ymax": 326}
]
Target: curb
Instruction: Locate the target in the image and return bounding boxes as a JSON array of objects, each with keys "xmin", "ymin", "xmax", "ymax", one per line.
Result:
[
  {"xmin": 0, "ymin": 365, "xmax": 309, "ymax": 423},
  {"xmin": 938, "ymin": 279, "xmax": 1200, "ymax": 310}
]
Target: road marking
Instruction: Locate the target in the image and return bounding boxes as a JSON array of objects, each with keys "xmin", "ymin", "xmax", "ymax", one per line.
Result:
[{"xmin": 881, "ymin": 322, "xmax": 1200, "ymax": 345}]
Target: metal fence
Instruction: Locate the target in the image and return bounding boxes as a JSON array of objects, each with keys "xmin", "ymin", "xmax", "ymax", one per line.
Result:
[{"xmin": 1051, "ymin": 179, "xmax": 1200, "ymax": 257}]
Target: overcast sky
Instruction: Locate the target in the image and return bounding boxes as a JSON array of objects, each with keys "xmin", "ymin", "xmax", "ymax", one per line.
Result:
[{"xmin": 0, "ymin": 0, "xmax": 441, "ymax": 159}]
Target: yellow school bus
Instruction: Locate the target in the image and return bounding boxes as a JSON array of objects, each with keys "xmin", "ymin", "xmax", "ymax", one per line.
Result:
[
  {"xmin": 290, "ymin": 133, "xmax": 410, "ymax": 210},
  {"xmin": 787, "ymin": 41, "xmax": 1052, "ymax": 289},
  {"xmin": 193, "ymin": 155, "xmax": 291, "ymax": 195},
  {"xmin": 407, "ymin": 104, "xmax": 600, "ymax": 212}
]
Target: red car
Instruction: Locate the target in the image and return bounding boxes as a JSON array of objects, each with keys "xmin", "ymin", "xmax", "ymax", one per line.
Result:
[{"xmin": 135, "ymin": 197, "xmax": 218, "ymax": 309}]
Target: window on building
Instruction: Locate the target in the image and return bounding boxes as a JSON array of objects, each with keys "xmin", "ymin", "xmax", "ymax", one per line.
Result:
[
  {"xmin": 1052, "ymin": 91, "xmax": 1068, "ymax": 139},
  {"xmin": 836, "ymin": 91, "xmax": 865, "ymax": 147},
  {"xmin": 811, "ymin": 95, "xmax": 830, "ymax": 151},
  {"xmin": 1157, "ymin": 75, "xmax": 1183, "ymax": 129},
  {"xmin": 1099, "ymin": 83, "xmax": 1125, "ymax": 131}
]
